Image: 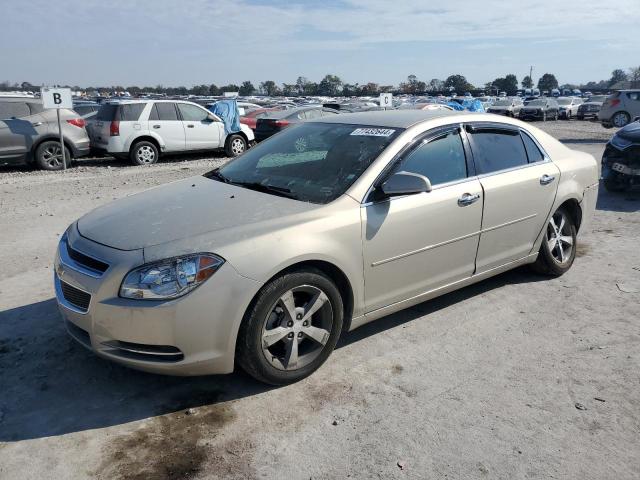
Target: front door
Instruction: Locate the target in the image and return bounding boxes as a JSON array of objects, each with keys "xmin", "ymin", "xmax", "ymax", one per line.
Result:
[
  {"xmin": 177, "ymin": 103, "xmax": 222, "ymax": 150},
  {"xmin": 466, "ymin": 125, "xmax": 560, "ymax": 272},
  {"xmin": 363, "ymin": 127, "xmax": 483, "ymax": 312}
]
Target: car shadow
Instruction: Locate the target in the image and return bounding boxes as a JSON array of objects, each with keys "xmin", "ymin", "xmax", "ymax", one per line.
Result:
[{"xmin": 0, "ymin": 266, "xmax": 546, "ymax": 442}]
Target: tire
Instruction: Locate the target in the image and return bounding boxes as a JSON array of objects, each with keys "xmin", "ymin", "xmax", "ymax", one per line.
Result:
[
  {"xmin": 577, "ymin": 115, "xmax": 584, "ymax": 121},
  {"xmin": 530, "ymin": 207, "xmax": 577, "ymax": 276},
  {"xmin": 225, "ymin": 134, "xmax": 247, "ymax": 157},
  {"xmin": 34, "ymin": 140, "xmax": 71, "ymax": 171},
  {"xmin": 611, "ymin": 111, "xmax": 630, "ymax": 128},
  {"xmin": 236, "ymin": 269, "xmax": 344, "ymax": 385},
  {"xmin": 566, "ymin": 111, "xmax": 571, "ymax": 120},
  {"xmin": 129, "ymin": 140, "xmax": 158, "ymax": 166}
]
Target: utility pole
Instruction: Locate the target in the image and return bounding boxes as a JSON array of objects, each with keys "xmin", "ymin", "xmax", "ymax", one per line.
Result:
[{"xmin": 529, "ymin": 65, "xmax": 533, "ymax": 85}]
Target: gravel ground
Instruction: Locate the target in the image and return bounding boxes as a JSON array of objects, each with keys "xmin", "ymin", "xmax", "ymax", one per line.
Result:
[{"xmin": 0, "ymin": 120, "xmax": 639, "ymax": 480}]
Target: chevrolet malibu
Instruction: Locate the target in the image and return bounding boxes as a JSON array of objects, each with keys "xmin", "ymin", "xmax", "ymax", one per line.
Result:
[{"xmin": 55, "ymin": 111, "xmax": 599, "ymax": 385}]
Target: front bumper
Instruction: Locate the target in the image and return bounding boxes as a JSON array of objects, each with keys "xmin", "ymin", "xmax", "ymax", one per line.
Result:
[
  {"xmin": 519, "ymin": 111, "xmax": 544, "ymax": 120},
  {"xmin": 54, "ymin": 225, "xmax": 260, "ymax": 376}
]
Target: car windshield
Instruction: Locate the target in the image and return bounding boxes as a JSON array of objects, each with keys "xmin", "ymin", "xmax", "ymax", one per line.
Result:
[
  {"xmin": 493, "ymin": 100, "xmax": 511, "ymax": 106},
  {"xmin": 557, "ymin": 99, "xmax": 571, "ymax": 105},
  {"xmin": 208, "ymin": 123, "xmax": 403, "ymax": 204},
  {"xmin": 528, "ymin": 99, "xmax": 546, "ymax": 106}
]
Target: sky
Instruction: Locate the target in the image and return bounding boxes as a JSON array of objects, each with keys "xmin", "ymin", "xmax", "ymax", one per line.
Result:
[{"xmin": 2, "ymin": 0, "xmax": 639, "ymax": 89}]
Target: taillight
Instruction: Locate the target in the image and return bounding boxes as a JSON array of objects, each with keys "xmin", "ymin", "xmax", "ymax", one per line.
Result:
[
  {"xmin": 110, "ymin": 120, "xmax": 120, "ymax": 136},
  {"xmin": 274, "ymin": 120, "xmax": 290, "ymax": 127},
  {"xmin": 66, "ymin": 118, "xmax": 86, "ymax": 128},
  {"xmin": 609, "ymin": 99, "xmax": 621, "ymax": 107}
]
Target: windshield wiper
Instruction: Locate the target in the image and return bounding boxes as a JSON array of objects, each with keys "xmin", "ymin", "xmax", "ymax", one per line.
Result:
[
  {"xmin": 230, "ymin": 181, "xmax": 299, "ymax": 200},
  {"xmin": 205, "ymin": 169, "xmax": 230, "ymax": 183}
]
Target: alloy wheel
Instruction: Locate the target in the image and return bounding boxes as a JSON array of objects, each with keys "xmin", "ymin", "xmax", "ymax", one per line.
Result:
[
  {"xmin": 546, "ymin": 211, "xmax": 574, "ymax": 264},
  {"xmin": 261, "ymin": 285, "xmax": 333, "ymax": 371},
  {"xmin": 43, "ymin": 144, "xmax": 63, "ymax": 168},
  {"xmin": 612, "ymin": 112, "xmax": 630, "ymax": 128},
  {"xmin": 231, "ymin": 138, "xmax": 245, "ymax": 155},
  {"xmin": 136, "ymin": 145, "xmax": 156, "ymax": 163}
]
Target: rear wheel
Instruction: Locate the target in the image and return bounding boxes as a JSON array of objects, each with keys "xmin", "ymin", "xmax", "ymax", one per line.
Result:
[
  {"xmin": 612, "ymin": 111, "xmax": 630, "ymax": 128},
  {"xmin": 530, "ymin": 208, "xmax": 577, "ymax": 276},
  {"xmin": 236, "ymin": 269, "xmax": 344, "ymax": 385},
  {"xmin": 35, "ymin": 140, "xmax": 71, "ymax": 171},
  {"xmin": 225, "ymin": 134, "xmax": 247, "ymax": 157},
  {"xmin": 129, "ymin": 140, "xmax": 158, "ymax": 166}
]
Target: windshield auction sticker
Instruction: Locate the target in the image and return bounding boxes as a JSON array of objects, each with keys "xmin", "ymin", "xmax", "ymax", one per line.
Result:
[{"xmin": 350, "ymin": 128, "xmax": 396, "ymax": 137}]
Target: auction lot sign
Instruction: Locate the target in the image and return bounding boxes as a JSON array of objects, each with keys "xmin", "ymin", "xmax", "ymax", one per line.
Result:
[{"xmin": 41, "ymin": 87, "xmax": 73, "ymax": 170}]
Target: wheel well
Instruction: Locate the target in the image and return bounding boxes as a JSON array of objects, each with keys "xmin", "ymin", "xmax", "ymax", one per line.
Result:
[
  {"xmin": 261, "ymin": 260, "xmax": 355, "ymax": 331},
  {"xmin": 130, "ymin": 136, "xmax": 160, "ymax": 153},
  {"xmin": 559, "ymin": 198, "xmax": 582, "ymax": 232},
  {"xmin": 226, "ymin": 131, "xmax": 248, "ymax": 147}
]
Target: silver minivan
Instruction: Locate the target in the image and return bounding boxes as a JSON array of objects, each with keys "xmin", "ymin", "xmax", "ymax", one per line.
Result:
[{"xmin": 0, "ymin": 97, "xmax": 90, "ymax": 170}]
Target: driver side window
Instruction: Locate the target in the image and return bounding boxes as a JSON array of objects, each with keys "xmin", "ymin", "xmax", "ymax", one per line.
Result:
[{"xmin": 397, "ymin": 130, "xmax": 468, "ymax": 186}]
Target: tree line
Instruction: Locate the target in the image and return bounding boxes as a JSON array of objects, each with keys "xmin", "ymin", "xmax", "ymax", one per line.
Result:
[{"xmin": 2, "ymin": 67, "xmax": 638, "ymax": 97}]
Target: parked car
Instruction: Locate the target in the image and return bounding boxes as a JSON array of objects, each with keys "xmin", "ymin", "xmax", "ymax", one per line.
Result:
[
  {"xmin": 518, "ymin": 98, "xmax": 559, "ymax": 121},
  {"xmin": 601, "ymin": 118, "xmax": 640, "ymax": 191},
  {"xmin": 487, "ymin": 98, "xmax": 523, "ymax": 117},
  {"xmin": 240, "ymin": 107, "xmax": 283, "ymax": 131},
  {"xmin": 556, "ymin": 97, "xmax": 583, "ymax": 119},
  {"xmin": 576, "ymin": 95, "xmax": 607, "ymax": 120},
  {"xmin": 599, "ymin": 90, "xmax": 640, "ymax": 128},
  {"xmin": 255, "ymin": 107, "xmax": 339, "ymax": 142},
  {"xmin": 90, "ymin": 100, "xmax": 254, "ymax": 165},
  {"xmin": 0, "ymin": 97, "xmax": 90, "ymax": 170},
  {"xmin": 55, "ymin": 110, "xmax": 598, "ymax": 384}
]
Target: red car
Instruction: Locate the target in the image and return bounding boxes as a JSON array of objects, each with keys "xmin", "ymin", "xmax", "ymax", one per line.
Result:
[{"xmin": 240, "ymin": 107, "xmax": 283, "ymax": 130}]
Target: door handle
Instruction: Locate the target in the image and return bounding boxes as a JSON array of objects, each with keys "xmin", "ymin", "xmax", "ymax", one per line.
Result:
[
  {"xmin": 540, "ymin": 174, "xmax": 555, "ymax": 185},
  {"xmin": 187, "ymin": 124, "xmax": 194, "ymax": 128},
  {"xmin": 31, "ymin": 122, "xmax": 43, "ymax": 126},
  {"xmin": 458, "ymin": 193, "xmax": 480, "ymax": 206},
  {"xmin": 153, "ymin": 124, "xmax": 161, "ymax": 129}
]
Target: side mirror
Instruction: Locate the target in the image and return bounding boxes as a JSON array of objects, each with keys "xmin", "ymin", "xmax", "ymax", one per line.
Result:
[{"xmin": 380, "ymin": 171, "xmax": 432, "ymax": 197}]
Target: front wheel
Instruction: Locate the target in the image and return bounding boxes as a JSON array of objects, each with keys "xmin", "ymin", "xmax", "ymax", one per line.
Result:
[
  {"xmin": 236, "ymin": 269, "xmax": 344, "ymax": 385},
  {"xmin": 530, "ymin": 208, "xmax": 577, "ymax": 276},
  {"xmin": 225, "ymin": 134, "xmax": 247, "ymax": 157}
]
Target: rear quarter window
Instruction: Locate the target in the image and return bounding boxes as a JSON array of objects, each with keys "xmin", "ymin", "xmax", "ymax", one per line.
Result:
[
  {"xmin": 119, "ymin": 103, "xmax": 146, "ymax": 121},
  {"xmin": 520, "ymin": 131, "xmax": 545, "ymax": 163}
]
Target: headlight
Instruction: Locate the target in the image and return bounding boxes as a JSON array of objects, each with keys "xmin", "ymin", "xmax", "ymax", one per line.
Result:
[
  {"xmin": 611, "ymin": 135, "xmax": 633, "ymax": 150},
  {"xmin": 120, "ymin": 253, "xmax": 224, "ymax": 300}
]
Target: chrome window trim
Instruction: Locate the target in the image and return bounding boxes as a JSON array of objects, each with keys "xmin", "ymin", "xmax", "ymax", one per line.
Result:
[
  {"xmin": 58, "ymin": 234, "xmax": 109, "ymax": 279},
  {"xmin": 361, "ymin": 122, "xmax": 470, "ymax": 206}
]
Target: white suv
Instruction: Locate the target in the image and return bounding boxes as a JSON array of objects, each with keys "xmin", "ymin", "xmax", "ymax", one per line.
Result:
[{"xmin": 90, "ymin": 100, "xmax": 254, "ymax": 165}]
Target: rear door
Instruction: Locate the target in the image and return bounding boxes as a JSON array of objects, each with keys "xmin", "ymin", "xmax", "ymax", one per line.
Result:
[
  {"xmin": 0, "ymin": 101, "xmax": 48, "ymax": 159},
  {"xmin": 467, "ymin": 124, "xmax": 560, "ymax": 272},
  {"xmin": 624, "ymin": 91, "xmax": 640, "ymax": 118},
  {"xmin": 176, "ymin": 103, "xmax": 222, "ymax": 150},
  {"xmin": 148, "ymin": 102, "xmax": 185, "ymax": 151}
]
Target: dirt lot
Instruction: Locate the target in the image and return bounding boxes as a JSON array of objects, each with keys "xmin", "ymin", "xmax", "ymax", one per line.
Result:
[{"xmin": 0, "ymin": 120, "xmax": 639, "ymax": 480}]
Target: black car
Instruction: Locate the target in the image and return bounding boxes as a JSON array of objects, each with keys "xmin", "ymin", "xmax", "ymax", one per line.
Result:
[
  {"xmin": 255, "ymin": 107, "xmax": 339, "ymax": 142},
  {"xmin": 601, "ymin": 119, "xmax": 640, "ymax": 191},
  {"xmin": 577, "ymin": 95, "xmax": 607, "ymax": 120},
  {"xmin": 518, "ymin": 98, "xmax": 559, "ymax": 121}
]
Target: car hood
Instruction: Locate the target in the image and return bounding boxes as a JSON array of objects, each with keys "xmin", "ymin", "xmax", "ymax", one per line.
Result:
[
  {"xmin": 77, "ymin": 176, "xmax": 316, "ymax": 251},
  {"xmin": 617, "ymin": 122, "xmax": 640, "ymax": 142}
]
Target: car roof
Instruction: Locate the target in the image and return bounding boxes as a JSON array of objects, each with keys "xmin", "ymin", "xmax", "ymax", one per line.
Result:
[
  {"xmin": 313, "ymin": 109, "xmax": 461, "ymax": 128},
  {"xmin": 0, "ymin": 96, "xmax": 41, "ymax": 104}
]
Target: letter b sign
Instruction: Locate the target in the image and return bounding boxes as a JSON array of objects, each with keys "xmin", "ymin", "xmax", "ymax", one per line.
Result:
[{"xmin": 41, "ymin": 87, "xmax": 72, "ymax": 109}]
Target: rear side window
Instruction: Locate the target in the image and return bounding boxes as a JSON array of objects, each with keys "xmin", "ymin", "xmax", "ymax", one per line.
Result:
[
  {"xmin": 153, "ymin": 103, "xmax": 179, "ymax": 121},
  {"xmin": 303, "ymin": 109, "xmax": 322, "ymax": 119},
  {"xmin": 0, "ymin": 102, "xmax": 30, "ymax": 119},
  {"xmin": 469, "ymin": 128, "xmax": 529, "ymax": 174},
  {"xmin": 627, "ymin": 92, "xmax": 640, "ymax": 101},
  {"xmin": 521, "ymin": 132, "xmax": 544, "ymax": 163},
  {"xmin": 177, "ymin": 103, "xmax": 209, "ymax": 121},
  {"xmin": 398, "ymin": 130, "xmax": 467, "ymax": 185}
]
